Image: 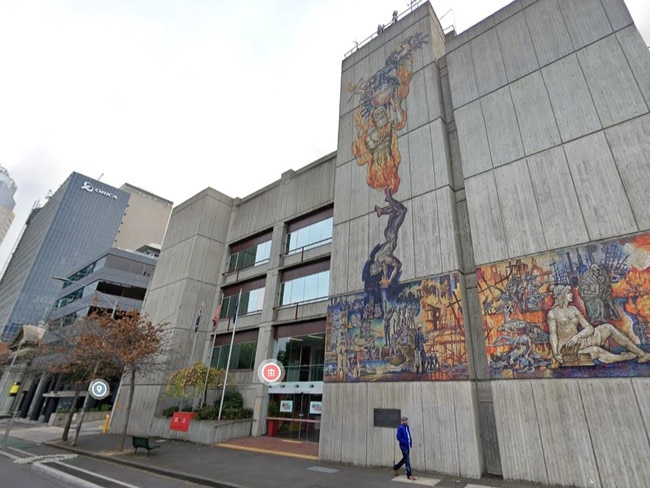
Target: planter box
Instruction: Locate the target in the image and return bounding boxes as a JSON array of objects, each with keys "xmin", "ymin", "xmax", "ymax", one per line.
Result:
[
  {"xmin": 49, "ymin": 410, "xmax": 109, "ymax": 427},
  {"xmin": 146, "ymin": 415, "xmax": 252, "ymax": 445}
]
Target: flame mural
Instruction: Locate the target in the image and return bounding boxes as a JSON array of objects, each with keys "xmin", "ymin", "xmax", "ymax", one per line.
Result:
[
  {"xmin": 479, "ymin": 232, "xmax": 650, "ymax": 379},
  {"xmin": 325, "ymin": 34, "xmax": 466, "ymax": 384},
  {"xmin": 348, "ymin": 33, "xmax": 427, "ymax": 289}
]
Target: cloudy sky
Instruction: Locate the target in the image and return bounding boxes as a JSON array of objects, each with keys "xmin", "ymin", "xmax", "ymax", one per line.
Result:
[{"xmin": 0, "ymin": 0, "xmax": 649, "ymax": 271}]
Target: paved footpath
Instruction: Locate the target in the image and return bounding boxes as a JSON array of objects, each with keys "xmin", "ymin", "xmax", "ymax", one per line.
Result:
[{"xmin": 1, "ymin": 418, "xmax": 563, "ymax": 488}]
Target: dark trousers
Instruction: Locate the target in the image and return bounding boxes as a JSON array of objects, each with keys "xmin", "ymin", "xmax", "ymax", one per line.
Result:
[{"xmin": 393, "ymin": 447, "xmax": 411, "ymax": 476}]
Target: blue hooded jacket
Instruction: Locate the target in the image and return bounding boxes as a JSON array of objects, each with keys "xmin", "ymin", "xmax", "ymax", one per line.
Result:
[{"xmin": 396, "ymin": 423, "xmax": 412, "ymax": 450}]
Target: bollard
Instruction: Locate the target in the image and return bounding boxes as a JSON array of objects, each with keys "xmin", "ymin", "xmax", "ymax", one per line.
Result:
[{"xmin": 102, "ymin": 414, "xmax": 110, "ymax": 433}]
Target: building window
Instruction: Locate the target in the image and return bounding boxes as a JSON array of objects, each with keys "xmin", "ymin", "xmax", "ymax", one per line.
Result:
[
  {"xmin": 228, "ymin": 231, "xmax": 272, "ymax": 273},
  {"xmin": 220, "ymin": 278, "xmax": 266, "ymax": 319},
  {"xmin": 211, "ymin": 330, "xmax": 258, "ymax": 370},
  {"xmin": 285, "ymin": 207, "xmax": 333, "ymax": 255},
  {"xmin": 279, "ymin": 260, "xmax": 330, "ymax": 306}
]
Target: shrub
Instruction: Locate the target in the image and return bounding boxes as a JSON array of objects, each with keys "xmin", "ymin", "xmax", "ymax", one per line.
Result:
[{"xmin": 162, "ymin": 405, "xmax": 180, "ymax": 418}]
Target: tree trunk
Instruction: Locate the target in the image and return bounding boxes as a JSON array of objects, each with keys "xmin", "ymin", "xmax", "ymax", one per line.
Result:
[
  {"xmin": 118, "ymin": 367, "xmax": 135, "ymax": 451},
  {"xmin": 61, "ymin": 382, "xmax": 82, "ymax": 441}
]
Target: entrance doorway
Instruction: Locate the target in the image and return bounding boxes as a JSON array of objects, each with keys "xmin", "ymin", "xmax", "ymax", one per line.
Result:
[{"xmin": 267, "ymin": 392, "xmax": 321, "ymax": 442}]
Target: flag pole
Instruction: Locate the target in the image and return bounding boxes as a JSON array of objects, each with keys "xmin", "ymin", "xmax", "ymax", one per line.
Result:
[
  {"xmin": 218, "ymin": 289, "xmax": 241, "ymax": 420},
  {"xmin": 188, "ymin": 299, "xmax": 204, "ymax": 366},
  {"xmin": 201, "ymin": 303, "xmax": 221, "ymax": 406}
]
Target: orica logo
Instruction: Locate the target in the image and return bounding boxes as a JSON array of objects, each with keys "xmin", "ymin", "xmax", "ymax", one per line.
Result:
[{"xmin": 81, "ymin": 181, "xmax": 118, "ymax": 200}]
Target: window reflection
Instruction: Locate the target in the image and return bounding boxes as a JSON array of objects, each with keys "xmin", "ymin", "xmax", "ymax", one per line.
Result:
[
  {"xmin": 280, "ymin": 271, "xmax": 329, "ymax": 306},
  {"xmin": 275, "ymin": 333, "xmax": 324, "ymax": 382},
  {"xmin": 286, "ymin": 217, "xmax": 332, "ymax": 255},
  {"xmin": 228, "ymin": 240, "xmax": 271, "ymax": 273}
]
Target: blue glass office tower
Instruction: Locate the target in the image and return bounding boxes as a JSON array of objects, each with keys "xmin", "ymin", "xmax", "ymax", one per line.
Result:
[{"xmin": 0, "ymin": 172, "xmax": 129, "ymax": 342}]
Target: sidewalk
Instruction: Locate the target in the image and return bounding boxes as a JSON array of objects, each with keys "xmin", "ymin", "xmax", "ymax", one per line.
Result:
[{"xmin": 1, "ymin": 418, "xmax": 562, "ymax": 488}]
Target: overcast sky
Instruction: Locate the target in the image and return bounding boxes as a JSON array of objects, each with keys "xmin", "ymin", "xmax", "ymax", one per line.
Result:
[{"xmin": 0, "ymin": 0, "xmax": 649, "ymax": 272}]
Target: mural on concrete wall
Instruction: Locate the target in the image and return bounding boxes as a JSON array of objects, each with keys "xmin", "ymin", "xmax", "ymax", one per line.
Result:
[
  {"xmin": 479, "ymin": 233, "xmax": 650, "ymax": 379},
  {"xmin": 324, "ymin": 273, "xmax": 468, "ymax": 382},
  {"xmin": 348, "ymin": 33, "xmax": 427, "ymax": 290}
]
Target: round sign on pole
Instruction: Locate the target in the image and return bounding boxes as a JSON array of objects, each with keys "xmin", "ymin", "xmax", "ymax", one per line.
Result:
[
  {"xmin": 257, "ymin": 359, "xmax": 285, "ymax": 385},
  {"xmin": 89, "ymin": 379, "xmax": 110, "ymax": 400}
]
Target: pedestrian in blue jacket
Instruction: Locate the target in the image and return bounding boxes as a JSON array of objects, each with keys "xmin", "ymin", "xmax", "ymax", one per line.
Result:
[{"xmin": 393, "ymin": 416, "xmax": 416, "ymax": 480}]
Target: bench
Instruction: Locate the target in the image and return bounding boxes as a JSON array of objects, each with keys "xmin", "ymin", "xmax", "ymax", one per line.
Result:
[{"xmin": 132, "ymin": 436, "xmax": 160, "ymax": 455}]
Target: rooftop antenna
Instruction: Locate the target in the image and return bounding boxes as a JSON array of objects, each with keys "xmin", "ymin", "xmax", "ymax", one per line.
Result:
[{"xmin": 97, "ymin": 173, "xmax": 104, "ymax": 181}]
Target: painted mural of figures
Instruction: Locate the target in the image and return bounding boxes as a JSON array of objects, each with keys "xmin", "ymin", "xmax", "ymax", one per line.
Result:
[
  {"xmin": 368, "ymin": 189, "xmax": 407, "ymax": 287},
  {"xmin": 414, "ymin": 325, "xmax": 427, "ymax": 373},
  {"xmin": 384, "ymin": 307, "xmax": 395, "ymax": 352},
  {"xmin": 547, "ymin": 285, "xmax": 650, "ymax": 365},
  {"xmin": 578, "ymin": 264, "xmax": 619, "ymax": 323}
]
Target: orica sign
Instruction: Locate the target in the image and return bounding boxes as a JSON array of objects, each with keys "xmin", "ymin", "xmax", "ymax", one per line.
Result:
[{"xmin": 81, "ymin": 181, "xmax": 118, "ymax": 200}]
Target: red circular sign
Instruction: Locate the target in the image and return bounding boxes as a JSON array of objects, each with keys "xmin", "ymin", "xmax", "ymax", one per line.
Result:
[{"xmin": 262, "ymin": 363, "xmax": 281, "ymax": 383}]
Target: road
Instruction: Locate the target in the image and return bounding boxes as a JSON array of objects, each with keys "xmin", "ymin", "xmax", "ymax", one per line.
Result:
[{"xmin": 0, "ymin": 443, "xmax": 209, "ymax": 488}]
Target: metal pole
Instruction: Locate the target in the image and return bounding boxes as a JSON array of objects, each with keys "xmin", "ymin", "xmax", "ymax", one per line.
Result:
[
  {"xmin": 201, "ymin": 304, "xmax": 221, "ymax": 406},
  {"xmin": 188, "ymin": 300, "xmax": 204, "ymax": 366},
  {"xmin": 218, "ymin": 290, "xmax": 241, "ymax": 421}
]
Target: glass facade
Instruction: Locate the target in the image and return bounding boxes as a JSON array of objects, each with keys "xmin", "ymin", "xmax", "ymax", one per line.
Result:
[
  {"xmin": 211, "ymin": 341, "xmax": 257, "ymax": 370},
  {"xmin": 0, "ymin": 173, "xmax": 129, "ymax": 342},
  {"xmin": 227, "ymin": 240, "xmax": 271, "ymax": 273},
  {"xmin": 275, "ymin": 333, "xmax": 324, "ymax": 382},
  {"xmin": 220, "ymin": 288, "xmax": 265, "ymax": 319},
  {"xmin": 280, "ymin": 270, "xmax": 329, "ymax": 305},
  {"xmin": 286, "ymin": 217, "xmax": 332, "ymax": 255}
]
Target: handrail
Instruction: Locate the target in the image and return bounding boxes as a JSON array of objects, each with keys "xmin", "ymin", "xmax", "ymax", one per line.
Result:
[{"xmin": 343, "ymin": 0, "xmax": 424, "ymax": 58}]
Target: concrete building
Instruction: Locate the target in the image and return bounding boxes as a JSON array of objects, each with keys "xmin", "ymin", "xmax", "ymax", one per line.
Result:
[
  {"xmin": 115, "ymin": 2, "xmax": 650, "ymax": 487},
  {"xmin": 0, "ymin": 165, "xmax": 17, "ymax": 249},
  {"xmin": 0, "ymin": 172, "xmax": 172, "ymax": 343}
]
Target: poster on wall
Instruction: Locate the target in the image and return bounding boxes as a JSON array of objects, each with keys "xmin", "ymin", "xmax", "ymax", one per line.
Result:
[
  {"xmin": 324, "ymin": 273, "xmax": 468, "ymax": 382},
  {"xmin": 280, "ymin": 400, "xmax": 293, "ymax": 413},
  {"xmin": 309, "ymin": 401, "xmax": 322, "ymax": 415},
  {"xmin": 479, "ymin": 233, "xmax": 650, "ymax": 379}
]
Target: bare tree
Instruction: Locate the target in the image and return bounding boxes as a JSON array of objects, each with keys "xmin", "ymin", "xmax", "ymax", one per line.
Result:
[{"xmin": 79, "ymin": 309, "xmax": 165, "ymax": 451}]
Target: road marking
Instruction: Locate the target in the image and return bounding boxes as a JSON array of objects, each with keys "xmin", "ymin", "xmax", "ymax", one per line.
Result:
[{"xmin": 14, "ymin": 454, "xmax": 78, "ymax": 464}]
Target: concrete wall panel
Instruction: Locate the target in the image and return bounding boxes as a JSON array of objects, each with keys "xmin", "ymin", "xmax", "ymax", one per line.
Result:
[
  {"xmin": 330, "ymin": 222, "xmax": 349, "ymax": 297},
  {"xmin": 510, "ymin": 72, "xmax": 561, "ymax": 155},
  {"xmin": 455, "ymin": 100, "xmax": 492, "ymax": 177},
  {"xmin": 578, "ymin": 36, "xmax": 647, "ymax": 127},
  {"xmin": 481, "ymin": 87, "xmax": 525, "ymax": 167},
  {"xmin": 347, "ymin": 215, "xmax": 369, "ymax": 292},
  {"xmin": 533, "ymin": 381, "xmax": 599, "ymax": 488},
  {"xmin": 493, "ymin": 381, "xmax": 548, "ymax": 484},
  {"xmin": 412, "ymin": 192, "xmax": 442, "ymax": 277},
  {"xmin": 558, "ymin": 0, "xmax": 612, "ymax": 50},
  {"xmin": 494, "ymin": 159, "xmax": 546, "ymax": 258},
  {"xmin": 525, "ymin": 0, "xmax": 573, "ymax": 67},
  {"xmin": 341, "ymin": 383, "xmax": 368, "ymax": 466},
  {"xmin": 606, "ymin": 114, "xmax": 650, "ymax": 230},
  {"xmin": 496, "ymin": 11, "xmax": 539, "ymax": 82},
  {"xmin": 446, "ymin": 41, "xmax": 479, "ymax": 108},
  {"xmin": 580, "ymin": 379, "xmax": 650, "ymax": 488},
  {"xmin": 408, "ymin": 124, "xmax": 436, "ymax": 197},
  {"xmin": 471, "ymin": 29, "xmax": 508, "ymax": 97},
  {"xmin": 465, "ymin": 173, "xmax": 507, "ymax": 266},
  {"xmin": 564, "ymin": 132, "xmax": 637, "ymax": 240},
  {"xmin": 526, "ymin": 147, "xmax": 590, "ymax": 250},
  {"xmin": 617, "ymin": 26, "xmax": 650, "ymax": 107},
  {"xmin": 542, "ymin": 54, "xmax": 602, "ymax": 142},
  {"xmin": 436, "ymin": 187, "xmax": 462, "ymax": 273},
  {"xmin": 601, "ymin": 0, "xmax": 634, "ymax": 31},
  {"xmin": 431, "ymin": 119, "xmax": 453, "ymax": 189},
  {"xmin": 333, "ymin": 162, "xmax": 351, "ymax": 223},
  {"xmin": 319, "ymin": 383, "xmax": 345, "ymax": 462}
]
